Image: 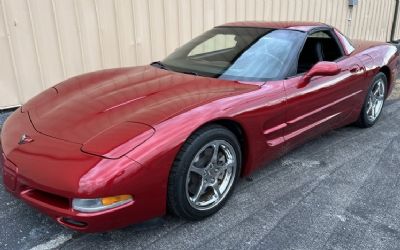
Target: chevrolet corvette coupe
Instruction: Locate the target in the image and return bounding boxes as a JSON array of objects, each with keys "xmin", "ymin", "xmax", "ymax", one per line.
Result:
[{"xmin": 1, "ymin": 22, "xmax": 398, "ymax": 232}]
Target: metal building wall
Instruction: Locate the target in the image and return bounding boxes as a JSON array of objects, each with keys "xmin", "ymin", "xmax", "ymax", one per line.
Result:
[
  {"xmin": 392, "ymin": 0, "xmax": 400, "ymax": 40},
  {"xmin": 0, "ymin": 0, "xmax": 397, "ymax": 108}
]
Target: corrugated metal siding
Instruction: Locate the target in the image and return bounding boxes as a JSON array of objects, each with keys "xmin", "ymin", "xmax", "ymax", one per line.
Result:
[{"xmin": 0, "ymin": 0, "xmax": 397, "ymax": 108}]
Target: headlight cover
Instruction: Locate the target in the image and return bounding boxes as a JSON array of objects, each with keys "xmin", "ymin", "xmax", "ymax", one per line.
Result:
[
  {"xmin": 81, "ymin": 122, "xmax": 155, "ymax": 159},
  {"xmin": 72, "ymin": 195, "xmax": 133, "ymax": 213}
]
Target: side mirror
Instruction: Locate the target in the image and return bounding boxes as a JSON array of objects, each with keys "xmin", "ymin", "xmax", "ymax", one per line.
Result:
[{"xmin": 299, "ymin": 61, "xmax": 341, "ymax": 88}]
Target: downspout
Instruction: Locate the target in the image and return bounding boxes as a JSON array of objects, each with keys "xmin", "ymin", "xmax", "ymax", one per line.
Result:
[{"xmin": 390, "ymin": 0, "xmax": 400, "ymax": 42}]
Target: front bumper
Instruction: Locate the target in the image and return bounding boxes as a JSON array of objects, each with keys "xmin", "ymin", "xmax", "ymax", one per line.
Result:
[
  {"xmin": 1, "ymin": 151, "xmax": 146, "ymax": 232},
  {"xmin": 0, "ymin": 110, "xmax": 166, "ymax": 232}
]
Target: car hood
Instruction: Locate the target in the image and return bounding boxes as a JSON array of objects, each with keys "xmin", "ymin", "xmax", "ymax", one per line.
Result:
[{"xmin": 24, "ymin": 66, "xmax": 258, "ymax": 145}]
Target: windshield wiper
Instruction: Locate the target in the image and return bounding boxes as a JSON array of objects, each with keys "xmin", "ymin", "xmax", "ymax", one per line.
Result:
[
  {"xmin": 150, "ymin": 61, "xmax": 171, "ymax": 70},
  {"xmin": 151, "ymin": 61, "xmax": 199, "ymax": 76},
  {"xmin": 181, "ymin": 71, "xmax": 198, "ymax": 76}
]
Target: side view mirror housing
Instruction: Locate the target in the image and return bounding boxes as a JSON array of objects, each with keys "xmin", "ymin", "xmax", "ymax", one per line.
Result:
[{"xmin": 299, "ymin": 61, "xmax": 341, "ymax": 88}]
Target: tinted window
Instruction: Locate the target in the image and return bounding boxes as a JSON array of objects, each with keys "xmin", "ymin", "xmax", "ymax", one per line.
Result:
[
  {"xmin": 189, "ymin": 34, "xmax": 237, "ymax": 56},
  {"xmin": 160, "ymin": 27, "xmax": 306, "ymax": 81}
]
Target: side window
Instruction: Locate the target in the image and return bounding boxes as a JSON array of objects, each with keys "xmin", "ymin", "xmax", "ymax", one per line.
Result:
[
  {"xmin": 189, "ymin": 34, "xmax": 237, "ymax": 56},
  {"xmin": 297, "ymin": 30, "xmax": 343, "ymax": 74},
  {"xmin": 335, "ymin": 30, "xmax": 355, "ymax": 55}
]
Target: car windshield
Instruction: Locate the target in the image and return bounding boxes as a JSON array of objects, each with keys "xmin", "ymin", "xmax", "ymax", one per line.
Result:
[{"xmin": 158, "ymin": 27, "xmax": 306, "ymax": 81}]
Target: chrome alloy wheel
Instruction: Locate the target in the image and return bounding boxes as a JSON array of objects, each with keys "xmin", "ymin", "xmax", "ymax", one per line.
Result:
[
  {"xmin": 366, "ymin": 79, "xmax": 385, "ymax": 122},
  {"xmin": 185, "ymin": 140, "xmax": 237, "ymax": 210}
]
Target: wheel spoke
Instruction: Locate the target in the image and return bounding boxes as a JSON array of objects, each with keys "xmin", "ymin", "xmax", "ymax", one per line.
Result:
[
  {"xmin": 189, "ymin": 164, "xmax": 205, "ymax": 176},
  {"xmin": 374, "ymin": 102, "xmax": 382, "ymax": 118},
  {"xmin": 373, "ymin": 87, "xmax": 380, "ymax": 96},
  {"xmin": 210, "ymin": 142, "xmax": 221, "ymax": 164},
  {"xmin": 220, "ymin": 160, "xmax": 234, "ymax": 172},
  {"xmin": 379, "ymin": 84, "xmax": 384, "ymax": 97},
  {"xmin": 372, "ymin": 102, "xmax": 376, "ymax": 118},
  {"xmin": 212, "ymin": 183, "xmax": 222, "ymax": 200},
  {"xmin": 366, "ymin": 102, "xmax": 373, "ymax": 115},
  {"xmin": 366, "ymin": 95, "xmax": 372, "ymax": 114},
  {"xmin": 378, "ymin": 88, "xmax": 385, "ymax": 99},
  {"xmin": 192, "ymin": 180, "xmax": 208, "ymax": 203}
]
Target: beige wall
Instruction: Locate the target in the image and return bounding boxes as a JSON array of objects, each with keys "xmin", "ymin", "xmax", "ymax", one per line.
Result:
[{"xmin": 0, "ymin": 0, "xmax": 398, "ymax": 109}]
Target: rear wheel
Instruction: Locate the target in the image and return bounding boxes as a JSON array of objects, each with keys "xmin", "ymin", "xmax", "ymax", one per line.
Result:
[
  {"xmin": 356, "ymin": 72, "xmax": 387, "ymax": 128},
  {"xmin": 167, "ymin": 125, "xmax": 241, "ymax": 220}
]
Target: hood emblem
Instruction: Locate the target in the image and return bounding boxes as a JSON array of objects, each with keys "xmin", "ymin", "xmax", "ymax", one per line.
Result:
[{"xmin": 19, "ymin": 134, "xmax": 34, "ymax": 145}]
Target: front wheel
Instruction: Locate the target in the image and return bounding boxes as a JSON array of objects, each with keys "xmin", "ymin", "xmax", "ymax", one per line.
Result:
[
  {"xmin": 167, "ymin": 125, "xmax": 241, "ymax": 220},
  {"xmin": 356, "ymin": 72, "xmax": 387, "ymax": 128}
]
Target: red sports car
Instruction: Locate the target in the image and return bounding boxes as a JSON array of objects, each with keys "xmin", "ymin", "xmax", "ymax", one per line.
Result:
[{"xmin": 1, "ymin": 22, "xmax": 398, "ymax": 232}]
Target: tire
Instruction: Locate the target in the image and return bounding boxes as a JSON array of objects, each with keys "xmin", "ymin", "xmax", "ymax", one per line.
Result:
[
  {"xmin": 356, "ymin": 72, "xmax": 387, "ymax": 128},
  {"xmin": 167, "ymin": 124, "xmax": 242, "ymax": 220}
]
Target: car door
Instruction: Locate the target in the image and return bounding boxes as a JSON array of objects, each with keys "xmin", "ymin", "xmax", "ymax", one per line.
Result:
[{"xmin": 283, "ymin": 29, "xmax": 366, "ymax": 152}]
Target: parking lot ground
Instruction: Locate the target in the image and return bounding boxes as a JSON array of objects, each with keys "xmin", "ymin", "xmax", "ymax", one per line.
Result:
[
  {"xmin": 389, "ymin": 79, "xmax": 400, "ymax": 100},
  {"xmin": 0, "ymin": 82, "xmax": 399, "ymax": 250}
]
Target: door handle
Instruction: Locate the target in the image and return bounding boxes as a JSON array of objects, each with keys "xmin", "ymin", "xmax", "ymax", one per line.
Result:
[{"xmin": 349, "ymin": 65, "xmax": 361, "ymax": 73}]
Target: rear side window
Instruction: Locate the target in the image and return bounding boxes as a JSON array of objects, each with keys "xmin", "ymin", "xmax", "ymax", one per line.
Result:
[
  {"xmin": 335, "ymin": 30, "xmax": 355, "ymax": 55},
  {"xmin": 297, "ymin": 30, "xmax": 343, "ymax": 74}
]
